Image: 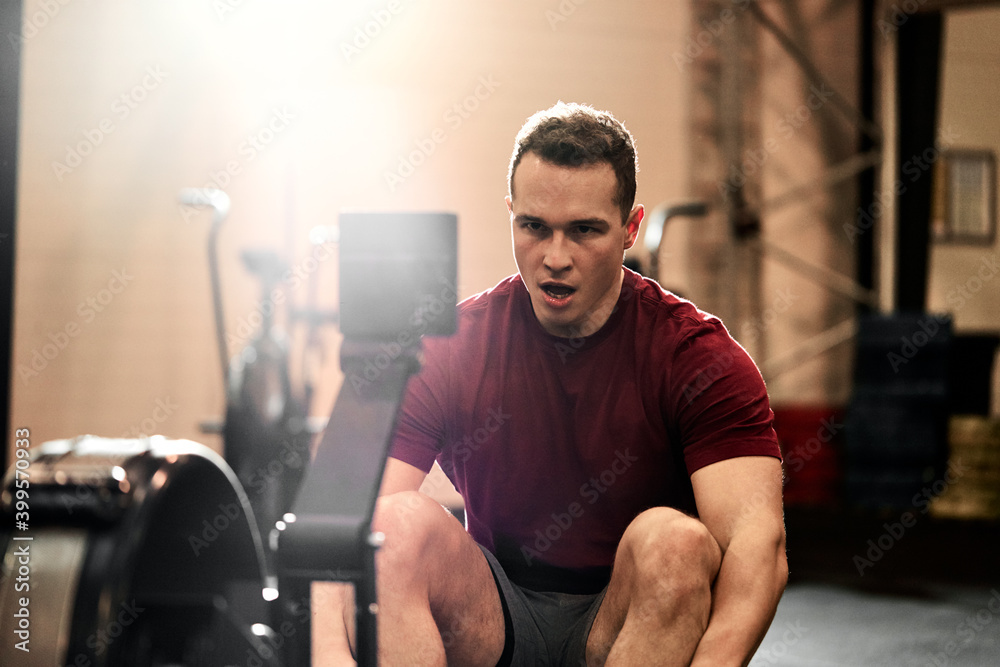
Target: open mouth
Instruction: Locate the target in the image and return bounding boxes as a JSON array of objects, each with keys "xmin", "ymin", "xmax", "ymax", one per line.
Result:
[{"xmin": 541, "ymin": 283, "xmax": 576, "ymax": 301}]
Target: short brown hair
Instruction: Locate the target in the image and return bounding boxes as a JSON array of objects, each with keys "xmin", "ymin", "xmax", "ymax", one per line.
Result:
[{"xmin": 508, "ymin": 102, "xmax": 638, "ymax": 223}]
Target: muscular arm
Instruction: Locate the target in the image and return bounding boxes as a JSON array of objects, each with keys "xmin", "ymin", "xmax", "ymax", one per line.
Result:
[{"xmin": 689, "ymin": 455, "xmax": 788, "ymax": 667}]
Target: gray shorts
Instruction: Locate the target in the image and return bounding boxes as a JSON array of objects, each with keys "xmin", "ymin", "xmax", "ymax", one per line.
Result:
[{"xmin": 479, "ymin": 545, "xmax": 607, "ymax": 667}]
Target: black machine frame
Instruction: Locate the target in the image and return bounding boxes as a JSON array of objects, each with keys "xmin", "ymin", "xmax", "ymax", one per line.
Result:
[{"xmin": 275, "ymin": 211, "xmax": 457, "ymax": 665}]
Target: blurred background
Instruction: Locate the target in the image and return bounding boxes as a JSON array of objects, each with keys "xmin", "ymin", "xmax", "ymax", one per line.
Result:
[{"xmin": 2, "ymin": 0, "xmax": 999, "ymax": 664}]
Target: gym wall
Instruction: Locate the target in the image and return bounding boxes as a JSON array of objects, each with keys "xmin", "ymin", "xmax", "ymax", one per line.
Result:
[{"xmin": 9, "ymin": 0, "xmax": 693, "ymax": 454}]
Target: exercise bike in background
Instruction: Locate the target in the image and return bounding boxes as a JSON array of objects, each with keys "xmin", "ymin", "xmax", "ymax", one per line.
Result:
[
  {"xmin": 178, "ymin": 188, "xmax": 312, "ymax": 573},
  {"xmin": 223, "ymin": 248, "xmax": 312, "ymax": 571},
  {"xmin": 0, "ymin": 201, "xmax": 458, "ymax": 666}
]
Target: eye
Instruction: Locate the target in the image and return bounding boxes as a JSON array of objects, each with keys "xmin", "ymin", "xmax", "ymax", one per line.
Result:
[{"xmin": 520, "ymin": 220, "xmax": 546, "ymax": 234}]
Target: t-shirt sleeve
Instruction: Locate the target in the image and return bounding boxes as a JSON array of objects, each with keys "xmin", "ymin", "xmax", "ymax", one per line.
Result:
[
  {"xmin": 667, "ymin": 321, "xmax": 781, "ymax": 475},
  {"xmin": 389, "ymin": 340, "xmax": 449, "ymax": 473}
]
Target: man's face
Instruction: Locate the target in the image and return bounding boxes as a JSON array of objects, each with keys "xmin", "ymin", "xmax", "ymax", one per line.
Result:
[{"xmin": 507, "ymin": 152, "xmax": 643, "ymax": 338}]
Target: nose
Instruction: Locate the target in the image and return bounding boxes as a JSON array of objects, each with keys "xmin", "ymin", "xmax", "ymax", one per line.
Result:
[{"xmin": 543, "ymin": 233, "xmax": 572, "ymax": 273}]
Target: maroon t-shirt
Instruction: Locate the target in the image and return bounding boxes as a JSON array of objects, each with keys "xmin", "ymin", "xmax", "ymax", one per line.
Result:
[{"xmin": 390, "ymin": 269, "xmax": 780, "ymax": 593}]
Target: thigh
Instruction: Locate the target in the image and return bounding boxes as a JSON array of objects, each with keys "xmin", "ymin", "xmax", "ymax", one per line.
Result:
[{"xmin": 374, "ymin": 491, "xmax": 507, "ymax": 664}]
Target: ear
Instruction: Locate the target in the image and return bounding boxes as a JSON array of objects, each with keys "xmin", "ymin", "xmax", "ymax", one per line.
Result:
[
  {"xmin": 623, "ymin": 204, "xmax": 643, "ymax": 250},
  {"xmin": 505, "ymin": 195, "xmax": 513, "ymax": 215}
]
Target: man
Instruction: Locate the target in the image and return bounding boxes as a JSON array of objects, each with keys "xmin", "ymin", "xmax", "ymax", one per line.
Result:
[{"xmin": 317, "ymin": 102, "xmax": 787, "ymax": 666}]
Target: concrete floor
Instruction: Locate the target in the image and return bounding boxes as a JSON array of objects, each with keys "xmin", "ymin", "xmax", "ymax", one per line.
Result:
[
  {"xmin": 762, "ymin": 508, "xmax": 1000, "ymax": 666},
  {"xmin": 752, "ymin": 582, "xmax": 1000, "ymax": 666}
]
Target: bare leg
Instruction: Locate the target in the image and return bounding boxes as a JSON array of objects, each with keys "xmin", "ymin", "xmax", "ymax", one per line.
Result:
[
  {"xmin": 312, "ymin": 582, "xmax": 357, "ymax": 666},
  {"xmin": 586, "ymin": 507, "xmax": 722, "ymax": 666},
  {"xmin": 312, "ymin": 491, "xmax": 506, "ymax": 666}
]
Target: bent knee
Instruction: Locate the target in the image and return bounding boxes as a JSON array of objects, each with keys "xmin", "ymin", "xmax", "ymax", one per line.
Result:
[
  {"xmin": 621, "ymin": 508, "xmax": 721, "ymax": 584},
  {"xmin": 373, "ymin": 491, "xmax": 463, "ymax": 564}
]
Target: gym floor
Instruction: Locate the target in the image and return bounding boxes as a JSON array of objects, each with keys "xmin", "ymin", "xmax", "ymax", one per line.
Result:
[{"xmin": 758, "ymin": 508, "xmax": 1000, "ymax": 666}]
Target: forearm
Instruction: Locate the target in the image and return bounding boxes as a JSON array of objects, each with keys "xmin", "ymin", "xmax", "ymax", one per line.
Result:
[{"xmin": 689, "ymin": 533, "xmax": 788, "ymax": 667}]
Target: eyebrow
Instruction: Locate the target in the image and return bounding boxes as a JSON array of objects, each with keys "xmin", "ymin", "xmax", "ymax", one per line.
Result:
[{"xmin": 514, "ymin": 214, "xmax": 612, "ymax": 229}]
